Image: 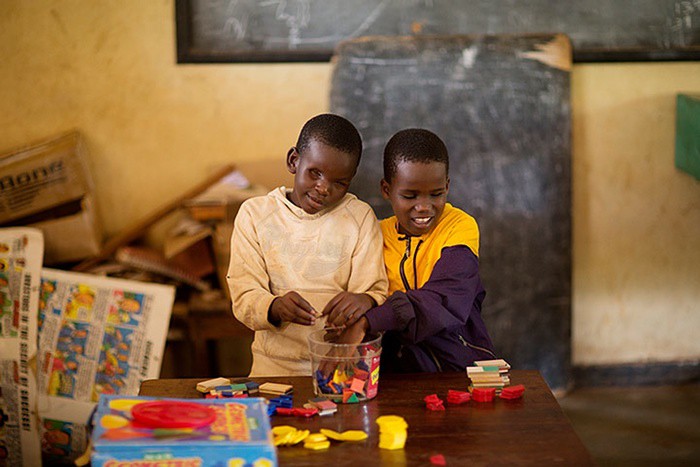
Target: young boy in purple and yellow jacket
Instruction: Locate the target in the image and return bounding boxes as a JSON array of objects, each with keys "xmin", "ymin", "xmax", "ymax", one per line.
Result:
[{"xmin": 327, "ymin": 128, "xmax": 495, "ymax": 372}]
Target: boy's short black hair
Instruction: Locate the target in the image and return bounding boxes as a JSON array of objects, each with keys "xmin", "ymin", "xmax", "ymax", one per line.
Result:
[
  {"xmin": 383, "ymin": 128, "xmax": 449, "ymax": 182},
  {"xmin": 296, "ymin": 113, "xmax": 363, "ymax": 164}
]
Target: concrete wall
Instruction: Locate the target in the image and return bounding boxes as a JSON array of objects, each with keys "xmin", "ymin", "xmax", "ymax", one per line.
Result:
[{"xmin": 1, "ymin": 1, "xmax": 699, "ymax": 367}]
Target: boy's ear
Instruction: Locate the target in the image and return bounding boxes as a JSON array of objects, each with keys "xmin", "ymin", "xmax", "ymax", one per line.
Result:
[
  {"xmin": 445, "ymin": 176, "xmax": 450, "ymax": 194},
  {"xmin": 286, "ymin": 147, "xmax": 299, "ymax": 174},
  {"xmin": 380, "ymin": 178, "xmax": 391, "ymax": 200}
]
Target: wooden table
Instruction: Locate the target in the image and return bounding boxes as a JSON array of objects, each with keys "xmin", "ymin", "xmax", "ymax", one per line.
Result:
[{"xmin": 140, "ymin": 370, "xmax": 593, "ymax": 466}]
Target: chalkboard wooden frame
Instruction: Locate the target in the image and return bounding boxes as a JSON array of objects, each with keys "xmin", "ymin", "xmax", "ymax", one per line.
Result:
[{"xmin": 175, "ymin": 0, "xmax": 700, "ymax": 63}]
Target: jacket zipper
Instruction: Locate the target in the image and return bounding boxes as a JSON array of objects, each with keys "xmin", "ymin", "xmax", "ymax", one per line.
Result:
[
  {"xmin": 458, "ymin": 334, "xmax": 497, "ymax": 358},
  {"xmin": 399, "ymin": 236, "xmax": 425, "ymax": 291},
  {"xmin": 424, "ymin": 345, "xmax": 443, "ymax": 372},
  {"xmin": 412, "ymin": 240, "xmax": 424, "ymax": 289},
  {"xmin": 399, "ymin": 236, "xmax": 412, "ymax": 291}
]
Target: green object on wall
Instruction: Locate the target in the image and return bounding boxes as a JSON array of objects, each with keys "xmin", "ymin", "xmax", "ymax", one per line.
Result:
[{"xmin": 676, "ymin": 94, "xmax": 700, "ymax": 181}]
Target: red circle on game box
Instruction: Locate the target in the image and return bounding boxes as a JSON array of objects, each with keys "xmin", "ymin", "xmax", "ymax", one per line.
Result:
[{"xmin": 131, "ymin": 401, "xmax": 217, "ymax": 428}]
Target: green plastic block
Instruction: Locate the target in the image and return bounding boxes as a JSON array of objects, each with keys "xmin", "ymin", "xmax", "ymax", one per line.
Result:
[{"xmin": 676, "ymin": 94, "xmax": 700, "ymax": 180}]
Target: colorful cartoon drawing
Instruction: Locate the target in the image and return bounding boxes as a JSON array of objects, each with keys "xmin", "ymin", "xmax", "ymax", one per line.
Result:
[
  {"xmin": 106, "ymin": 292, "xmax": 144, "ymax": 325},
  {"xmin": 47, "ymin": 351, "xmax": 78, "ymax": 398},
  {"xmin": 56, "ymin": 321, "xmax": 89, "ymax": 356},
  {"xmin": 65, "ymin": 284, "xmax": 96, "ymax": 320},
  {"xmin": 93, "ymin": 326, "xmax": 134, "ymax": 400},
  {"xmin": 41, "ymin": 419, "xmax": 76, "ymax": 464},
  {"xmin": 38, "ymin": 279, "xmax": 59, "ymax": 333}
]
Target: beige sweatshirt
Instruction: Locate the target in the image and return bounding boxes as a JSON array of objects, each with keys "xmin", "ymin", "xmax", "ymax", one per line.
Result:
[{"xmin": 227, "ymin": 187, "xmax": 388, "ymax": 377}]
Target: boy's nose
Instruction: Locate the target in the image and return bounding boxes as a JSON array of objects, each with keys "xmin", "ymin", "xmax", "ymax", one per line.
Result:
[
  {"xmin": 315, "ymin": 179, "xmax": 330, "ymax": 195},
  {"xmin": 414, "ymin": 201, "xmax": 431, "ymax": 212}
]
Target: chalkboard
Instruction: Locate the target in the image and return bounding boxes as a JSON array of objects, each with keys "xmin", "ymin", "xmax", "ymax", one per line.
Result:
[
  {"xmin": 176, "ymin": 0, "xmax": 700, "ymax": 63},
  {"xmin": 330, "ymin": 34, "xmax": 572, "ymax": 390}
]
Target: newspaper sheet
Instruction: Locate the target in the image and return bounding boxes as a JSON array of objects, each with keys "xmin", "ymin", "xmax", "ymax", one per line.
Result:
[
  {"xmin": 36, "ymin": 268, "xmax": 175, "ymax": 464},
  {"xmin": 0, "ymin": 228, "xmax": 44, "ymax": 467}
]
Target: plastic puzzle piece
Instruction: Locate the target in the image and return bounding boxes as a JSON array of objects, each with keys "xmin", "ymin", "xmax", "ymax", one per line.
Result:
[
  {"xmin": 500, "ymin": 384, "xmax": 525, "ymax": 400},
  {"xmin": 471, "ymin": 388, "xmax": 496, "ymax": 402},
  {"xmin": 446, "ymin": 389, "xmax": 471, "ymax": 404},
  {"xmin": 350, "ymin": 378, "xmax": 366, "ymax": 394},
  {"xmin": 424, "ymin": 393, "xmax": 445, "ymax": 411}
]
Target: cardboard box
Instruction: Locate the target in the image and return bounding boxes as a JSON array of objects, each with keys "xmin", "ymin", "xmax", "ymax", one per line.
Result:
[
  {"xmin": 90, "ymin": 395, "xmax": 277, "ymax": 467},
  {"xmin": 0, "ymin": 131, "xmax": 102, "ymax": 263},
  {"xmin": 31, "ymin": 196, "xmax": 102, "ymax": 264}
]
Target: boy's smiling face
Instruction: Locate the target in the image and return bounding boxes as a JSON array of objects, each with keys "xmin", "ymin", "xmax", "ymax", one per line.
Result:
[
  {"xmin": 287, "ymin": 139, "xmax": 357, "ymax": 214},
  {"xmin": 381, "ymin": 160, "xmax": 449, "ymax": 236}
]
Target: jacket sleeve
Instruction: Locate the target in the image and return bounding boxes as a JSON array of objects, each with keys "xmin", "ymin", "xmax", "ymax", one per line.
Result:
[
  {"xmin": 346, "ymin": 207, "xmax": 388, "ymax": 306},
  {"xmin": 364, "ymin": 245, "xmax": 483, "ymax": 344},
  {"xmin": 226, "ymin": 202, "xmax": 278, "ymax": 331}
]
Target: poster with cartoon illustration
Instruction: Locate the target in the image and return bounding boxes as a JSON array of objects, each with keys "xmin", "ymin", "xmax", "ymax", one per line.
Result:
[
  {"xmin": 36, "ymin": 268, "xmax": 175, "ymax": 463},
  {"xmin": 0, "ymin": 228, "xmax": 43, "ymax": 467}
]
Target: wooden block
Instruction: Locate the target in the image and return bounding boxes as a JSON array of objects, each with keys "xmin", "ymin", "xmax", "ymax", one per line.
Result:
[
  {"xmin": 196, "ymin": 377, "xmax": 230, "ymax": 393},
  {"xmin": 259, "ymin": 382, "xmax": 293, "ymax": 395}
]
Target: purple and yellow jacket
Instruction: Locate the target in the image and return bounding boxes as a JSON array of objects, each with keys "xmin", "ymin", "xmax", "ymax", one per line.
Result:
[{"xmin": 365, "ymin": 203, "xmax": 495, "ymax": 372}]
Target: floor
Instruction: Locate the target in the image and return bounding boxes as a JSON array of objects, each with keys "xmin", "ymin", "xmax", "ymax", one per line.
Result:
[{"xmin": 558, "ymin": 383, "xmax": 700, "ymax": 466}]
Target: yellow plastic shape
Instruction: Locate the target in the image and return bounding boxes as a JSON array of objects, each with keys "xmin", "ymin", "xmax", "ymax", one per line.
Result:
[
  {"xmin": 290, "ymin": 429, "xmax": 310, "ymax": 445},
  {"xmin": 109, "ymin": 399, "xmax": 143, "ymax": 412},
  {"xmin": 319, "ymin": 428, "xmax": 344, "ymax": 441},
  {"xmin": 304, "ymin": 440, "xmax": 331, "ymax": 450},
  {"xmin": 305, "ymin": 433, "xmax": 329, "ymax": 443},
  {"xmin": 339, "ymin": 430, "xmax": 368, "ymax": 441},
  {"xmin": 100, "ymin": 414, "xmax": 129, "ymax": 429},
  {"xmin": 272, "ymin": 425, "xmax": 297, "ymax": 437}
]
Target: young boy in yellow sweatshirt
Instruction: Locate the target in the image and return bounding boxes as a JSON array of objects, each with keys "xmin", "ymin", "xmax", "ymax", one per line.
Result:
[{"xmin": 330, "ymin": 128, "xmax": 495, "ymax": 372}]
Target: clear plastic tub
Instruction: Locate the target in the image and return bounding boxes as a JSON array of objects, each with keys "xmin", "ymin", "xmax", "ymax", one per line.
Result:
[{"xmin": 308, "ymin": 328, "xmax": 382, "ymax": 403}]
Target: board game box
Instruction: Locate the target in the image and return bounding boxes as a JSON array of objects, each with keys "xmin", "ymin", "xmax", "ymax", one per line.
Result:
[{"xmin": 90, "ymin": 395, "xmax": 277, "ymax": 467}]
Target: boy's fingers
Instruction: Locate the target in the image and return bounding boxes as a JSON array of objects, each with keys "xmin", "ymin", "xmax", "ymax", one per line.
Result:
[
  {"xmin": 293, "ymin": 309, "xmax": 317, "ymax": 326},
  {"xmin": 321, "ymin": 294, "xmax": 343, "ymax": 316},
  {"xmin": 329, "ymin": 303, "xmax": 355, "ymax": 327},
  {"xmin": 290, "ymin": 293, "xmax": 317, "ymax": 315}
]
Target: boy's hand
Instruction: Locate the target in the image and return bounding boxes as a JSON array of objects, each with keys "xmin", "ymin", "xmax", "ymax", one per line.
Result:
[
  {"xmin": 318, "ymin": 317, "xmax": 369, "ymax": 377},
  {"xmin": 322, "ymin": 292, "xmax": 374, "ymax": 328},
  {"xmin": 268, "ymin": 292, "xmax": 319, "ymax": 326}
]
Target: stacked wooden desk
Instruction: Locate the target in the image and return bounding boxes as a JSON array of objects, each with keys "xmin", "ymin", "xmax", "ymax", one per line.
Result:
[{"xmin": 140, "ymin": 370, "xmax": 593, "ymax": 465}]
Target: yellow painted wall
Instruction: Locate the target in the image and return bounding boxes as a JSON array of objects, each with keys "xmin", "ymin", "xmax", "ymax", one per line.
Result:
[
  {"xmin": 572, "ymin": 64, "xmax": 700, "ymax": 365},
  {"xmin": 1, "ymin": 1, "xmax": 699, "ymax": 366}
]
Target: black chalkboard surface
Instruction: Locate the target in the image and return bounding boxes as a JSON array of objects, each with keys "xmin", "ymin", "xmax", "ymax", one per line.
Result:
[
  {"xmin": 330, "ymin": 34, "xmax": 572, "ymax": 390},
  {"xmin": 176, "ymin": 0, "xmax": 700, "ymax": 62}
]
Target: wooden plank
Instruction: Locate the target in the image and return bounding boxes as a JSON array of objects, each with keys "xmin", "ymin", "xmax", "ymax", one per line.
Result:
[{"xmin": 73, "ymin": 164, "xmax": 235, "ymax": 272}]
